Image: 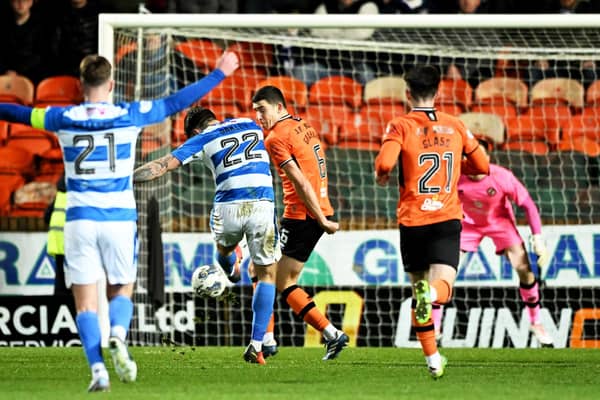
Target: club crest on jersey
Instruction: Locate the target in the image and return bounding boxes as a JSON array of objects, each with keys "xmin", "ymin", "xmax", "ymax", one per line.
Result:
[{"xmin": 487, "ymin": 187, "xmax": 496, "ymax": 196}]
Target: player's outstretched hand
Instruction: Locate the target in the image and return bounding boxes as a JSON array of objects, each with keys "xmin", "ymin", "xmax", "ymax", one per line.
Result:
[
  {"xmin": 530, "ymin": 234, "xmax": 550, "ymax": 269},
  {"xmin": 321, "ymin": 219, "xmax": 339, "ymax": 235},
  {"xmin": 216, "ymin": 51, "xmax": 240, "ymax": 76},
  {"xmin": 375, "ymin": 172, "xmax": 390, "ymax": 186}
]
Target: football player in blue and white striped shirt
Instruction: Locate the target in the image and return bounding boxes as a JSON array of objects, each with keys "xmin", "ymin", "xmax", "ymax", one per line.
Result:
[
  {"xmin": 134, "ymin": 107, "xmax": 280, "ymax": 365},
  {"xmin": 0, "ymin": 52, "xmax": 239, "ymax": 391}
]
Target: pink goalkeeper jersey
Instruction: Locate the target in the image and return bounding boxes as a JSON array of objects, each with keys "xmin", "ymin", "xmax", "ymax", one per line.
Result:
[{"xmin": 458, "ymin": 164, "xmax": 542, "ymax": 234}]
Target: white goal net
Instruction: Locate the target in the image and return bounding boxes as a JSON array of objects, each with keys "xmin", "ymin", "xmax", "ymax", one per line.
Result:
[{"xmin": 101, "ymin": 14, "xmax": 600, "ymax": 349}]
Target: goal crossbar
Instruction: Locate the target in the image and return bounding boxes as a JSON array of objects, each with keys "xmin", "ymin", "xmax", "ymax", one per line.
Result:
[{"xmin": 99, "ymin": 13, "xmax": 600, "ymax": 65}]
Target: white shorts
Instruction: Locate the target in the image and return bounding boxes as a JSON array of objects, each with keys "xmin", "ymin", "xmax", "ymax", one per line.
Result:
[
  {"xmin": 210, "ymin": 200, "xmax": 280, "ymax": 266},
  {"xmin": 63, "ymin": 220, "xmax": 138, "ymax": 286}
]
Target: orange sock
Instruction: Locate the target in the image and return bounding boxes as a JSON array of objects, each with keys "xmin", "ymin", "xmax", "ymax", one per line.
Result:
[
  {"xmin": 282, "ymin": 285, "xmax": 330, "ymax": 332},
  {"xmin": 266, "ymin": 313, "xmax": 275, "ymax": 334},
  {"xmin": 431, "ymin": 279, "xmax": 452, "ymax": 304},
  {"xmin": 412, "ymin": 308, "xmax": 438, "ymax": 356},
  {"xmin": 253, "ymin": 280, "xmax": 275, "ymax": 334}
]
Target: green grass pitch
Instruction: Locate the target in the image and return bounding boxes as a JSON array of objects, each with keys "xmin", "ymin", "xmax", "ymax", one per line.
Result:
[{"xmin": 0, "ymin": 347, "xmax": 598, "ymax": 399}]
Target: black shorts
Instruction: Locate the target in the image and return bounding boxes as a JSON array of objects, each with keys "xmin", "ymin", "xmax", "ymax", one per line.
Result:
[
  {"xmin": 279, "ymin": 217, "xmax": 327, "ymax": 263},
  {"xmin": 399, "ymin": 219, "xmax": 462, "ymax": 273}
]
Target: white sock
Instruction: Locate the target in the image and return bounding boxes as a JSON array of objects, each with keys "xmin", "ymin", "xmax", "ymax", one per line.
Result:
[
  {"xmin": 262, "ymin": 332, "xmax": 274, "ymax": 344},
  {"xmin": 110, "ymin": 325, "xmax": 127, "ymax": 342},
  {"xmin": 426, "ymin": 352, "xmax": 441, "ymax": 369},
  {"xmin": 91, "ymin": 362, "xmax": 108, "ymax": 380},
  {"xmin": 322, "ymin": 324, "xmax": 338, "ymax": 341},
  {"xmin": 251, "ymin": 339, "xmax": 262, "ymax": 352},
  {"xmin": 430, "ymin": 286, "xmax": 438, "ymax": 303}
]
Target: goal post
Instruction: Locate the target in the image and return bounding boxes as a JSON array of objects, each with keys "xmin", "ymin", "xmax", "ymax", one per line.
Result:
[{"xmin": 100, "ymin": 14, "xmax": 600, "ymax": 348}]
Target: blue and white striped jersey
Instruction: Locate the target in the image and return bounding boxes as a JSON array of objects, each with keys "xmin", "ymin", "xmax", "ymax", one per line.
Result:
[
  {"xmin": 34, "ymin": 102, "xmax": 173, "ymax": 222},
  {"xmin": 0, "ymin": 69, "xmax": 227, "ymax": 222},
  {"xmin": 172, "ymin": 118, "xmax": 274, "ymax": 203}
]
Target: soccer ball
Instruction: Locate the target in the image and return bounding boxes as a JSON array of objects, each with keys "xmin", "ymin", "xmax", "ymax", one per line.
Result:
[{"xmin": 191, "ymin": 264, "xmax": 230, "ymax": 298}]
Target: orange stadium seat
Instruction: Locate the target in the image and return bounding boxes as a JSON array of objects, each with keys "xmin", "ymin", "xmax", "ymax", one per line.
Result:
[
  {"xmin": 0, "ymin": 120, "xmax": 8, "ymax": 145},
  {"xmin": 436, "ymin": 78, "xmax": 473, "ymax": 113},
  {"xmin": 475, "ymin": 77, "xmax": 529, "ymax": 108},
  {"xmin": 309, "ymin": 75, "xmax": 363, "ymax": 109},
  {"xmin": 582, "ymin": 80, "xmax": 600, "ymax": 119},
  {"xmin": 35, "ymin": 75, "xmax": 83, "ymax": 107},
  {"xmin": 503, "ymin": 115, "xmax": 556, "ymax": 155},
  {"xmin": 526, "ymin": 104, "xmax": 571, "ymax": 133},
  {"xmin": 458, "ymin": 112, "xmax": 505, "ymax": 147},
  {"xmin": 201, "ymin": 71, "xmax": 264, "ymax": 112},
  {"xmin": 305, "ymin": 104, "xmax": 353, "ymax": 146},
  {"xmin": 10, "ymin": 180, "xmax": 57, "ymax": 218},
  {"xmin": 0, "ymin": 74, "xmax": 34, "ymax": 105},
  {"xmin": 114, "ymin": 42, "xmax": 138, "ymax": 65},
  {"xmin": 236, "ymin": 68, "xmax": 266, "ymax": 96},
  {"xmin": 530, "ymin": 78, "xmax": 585, "ymax": 110},
  {"xmin": 6, "ymin": 124, "xmax": 58, "ymax": 156},
  {"xmin": 0, "ymin": 146, "xmax": 35, "ymax": 178},
  {"xmin": 200, "ymin": 77, "xmax": 247, "ymax": 110},
  {"xmin": 139, "ymin": 137, "xmax": 163, "ymax": 162},
  {"xmin": 38, "ymin": 147, "xmax": 64, "ymax": 176},
  {"xmin": 338, "ymin": 111, "xmax": 382, "ymax": 151},
  {"xmin": 340, "ymin": 103, "xmax": 405, "ymax": 147},
  {"xmin": 558, "ymin": 114, "xmax": 600, "ymax": 157},
  {"xmin": 362, "ymin": 103, "xmax": 405, "ymax": 123},
  {"xmin": 585, "ymin": 80, "xmax": 600, "ymax": 105},
  {"xmin": 363, "ymin": 76, "xmax": 407, "ymax": 109},
  {"xmin": 256, "ymin": 76, "xmax": 308, "ymax": 112},
  {"xmin": 582, "ymin": 104, "xmax": 600, "ymax": 120},
  {"xmin": 470, "ymin": 101, "xmax": 518, "ymax": 123},
  {"xmin": 34, "ymin": 173, "xmax": 63, "ymax": 184},
  {"xmin": 208, "ymin": 103, "xmax": 243, "ymax": 120},
  {"xmin": 473, "ymin": 77, "xmax": 528, "ymax": 121},
  {"xmin": 137, "ymin": 120, "xmax": 170, "ymax": 161},
  {"xmin": 174, "ymin": 39, "xmax": 223, "ymax": 71},
  {"xmin": 226, "ymin": 42, "xmax": 274, "ymax": 72},
  {"xmin": 436, "ymin": 103, "xmax": 463, "ymax": 116},
  {"xmin": 529, "ymin": 77, "xmax": 584, "ymax": 134},
  {"xmin": 0, "ymin": 173, "xmax": 26, "ymax": 215},
  {"xmin": 236, "ymin": 110, "xmax": 258, "ymax": 122}
]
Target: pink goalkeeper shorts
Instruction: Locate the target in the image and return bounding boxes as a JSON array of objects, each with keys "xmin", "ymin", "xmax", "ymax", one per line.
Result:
[{"xmin": 460, "ymin": 220, "xmax": 523, "ymax": 254}]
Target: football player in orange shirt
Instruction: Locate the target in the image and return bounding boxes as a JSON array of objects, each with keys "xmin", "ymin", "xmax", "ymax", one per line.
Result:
[
  {"xmin": 252, "ymin": 85, "xmax": 349, "ymax": 361},
  {"xmin": 375, "ymin": 65, "xmax": 489, "ymax": 378}
]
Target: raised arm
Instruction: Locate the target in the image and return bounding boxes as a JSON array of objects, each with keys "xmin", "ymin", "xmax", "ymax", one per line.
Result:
[
  {"xmin": 160, "ymin": 51, "xmax": 239, "ymax": 116},
  {"xmin": 282, "ymin": 161, "xmax": 339, "ymax": 234},
  {"xmin": 133, "ymin": 154, "xmax": 181, "ymax": 183},
  {"xmin": 0, "ymin": 103, "xmax": 34, "ymax": 125},
  {"xmin": 130, "ymin": 51, "xmax": 239, "ymax": 126}
]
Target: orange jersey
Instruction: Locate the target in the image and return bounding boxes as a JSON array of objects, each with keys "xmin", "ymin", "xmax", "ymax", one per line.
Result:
[
  {"xmin": 375, "ymin": 107, "xmax": 488, "ymax": 227},
  {"xmin": 264, "ymin": 116, "xmax": 334, "ymax": 220}
]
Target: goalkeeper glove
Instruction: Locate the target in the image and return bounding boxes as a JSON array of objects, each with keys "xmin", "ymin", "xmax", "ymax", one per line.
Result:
[{"xmin": 530, "ymin": 234, "xmax": 550, "ymax": 269}]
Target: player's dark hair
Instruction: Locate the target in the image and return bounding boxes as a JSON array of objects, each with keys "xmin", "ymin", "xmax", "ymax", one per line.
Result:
[
  {"xmin": 80, "ymin": 55, "xmax": 111, "ymax": 87},
  {"xmin": 184, "ymin": 107, "xmax": 217, "ymax": 138},
  {"xmin": 477, "ymin": 136, "xmax": 492, "ymax": 152},
  {"xmin": 404, "ymin": 65, "xmax": 441, "ymax": 102},
  {"xmin": 252, "ymin": 85, "xmax": 287, "ymax": 108}
]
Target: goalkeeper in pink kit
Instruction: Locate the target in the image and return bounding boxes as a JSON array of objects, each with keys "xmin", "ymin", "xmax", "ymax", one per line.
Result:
[{"xmin": 433, "ymin": 139, "xmax": 553, "ymax": 347}]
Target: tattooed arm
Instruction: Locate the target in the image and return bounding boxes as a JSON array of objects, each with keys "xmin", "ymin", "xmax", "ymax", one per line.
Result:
[{"xmin": 133, "ymin": 154, "xmax": 182, "ymax": 182}]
